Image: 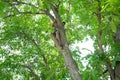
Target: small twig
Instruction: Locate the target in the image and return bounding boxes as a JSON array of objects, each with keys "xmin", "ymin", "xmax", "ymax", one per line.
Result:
[
  {"xmin": 3, "ymin": 14, "xmax": 16, "ymax": 19},
  {"xmin": 26, "ymin": 65, "xmax": 39, "ymax": 78},
  {"xmin": 17, "ymin": 31, "xmax": 39, "ymax": 48},
  {"xmin": 102, "ymin": 69, "xmax": 108, "ymax": 75}
]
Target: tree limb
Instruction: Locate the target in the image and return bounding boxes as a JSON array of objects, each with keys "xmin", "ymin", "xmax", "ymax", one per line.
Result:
[
  {"xmin": 16, "ymin": 31, "xmax": 49, "ymax": 68},
  {"xmin": 47, "ymin": 2, "xmax": 82, "ymax": 80},
  {"xmin": 25, "ymin": 65, "xmax": 40, "ymax": 79},
  {"xmin": 50, "ymin": 3, "xmax": 61, "ymax": 23},
  {"xmin": 96, "ymin": 1, "xmax": 115, "ymax": 80},
  {"xmin": 45, "ymin": 9, "xmax": 55, "ymax": 21}
]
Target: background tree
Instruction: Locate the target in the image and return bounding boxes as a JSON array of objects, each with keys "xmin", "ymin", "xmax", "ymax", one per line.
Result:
[{"xmin": 0, "ymin": 0, "xmax": 120, "ymax": 80}]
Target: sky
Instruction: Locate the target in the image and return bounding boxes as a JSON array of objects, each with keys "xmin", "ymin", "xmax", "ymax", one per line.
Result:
[{"xmin": 73, "ymin": 37, "xmax": 94, "ymax": 66}]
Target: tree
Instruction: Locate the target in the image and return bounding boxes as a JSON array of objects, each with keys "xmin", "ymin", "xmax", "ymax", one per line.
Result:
[{"xmin": 0, "ymin": 0, "xmax": 120, "ymax": 80}]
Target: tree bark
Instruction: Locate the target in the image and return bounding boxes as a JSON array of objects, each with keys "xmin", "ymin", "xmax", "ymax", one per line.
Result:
[
  {"xmin": 96, "ymin": 0, "xmax": 115, "ymax": 80},
  {"xmin": 114, "ymin": 61, "xmax": 120, "ymax": 80},
  {"xmin": 46, "ymin": 3, "xmax": 82, "ymax": 80},
  {"xmin": 62, "ymin": 47, "xmax": 82, "ymax": 80}
]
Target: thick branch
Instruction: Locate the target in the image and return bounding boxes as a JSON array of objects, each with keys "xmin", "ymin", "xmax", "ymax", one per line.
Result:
[
  {"xmin": 45, "ymin": 9, "xmax": 55, "ymax": 21},
  {"xmin": 50, "ymin": 3, "xmax": 61, "ymax": 24},
  {"xmin": 96, "ymin": 0, "xmax": 115, "ymax": 80},
  {"xmin": 97, "ymin": 0, "xmax": 103, "ymax": 52},
  {"xmin": 106, "ymin": 61, "xmax": 115, "ymax": 80},
  {"xmin": 47, "ymin": 2, "xmax": 82, "ymax": 80}
]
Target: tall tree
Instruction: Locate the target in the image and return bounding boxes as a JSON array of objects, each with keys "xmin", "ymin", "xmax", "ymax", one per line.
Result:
[{"xmin": 0, "ymin": 0, "xmax": 120, "ymax": 80}]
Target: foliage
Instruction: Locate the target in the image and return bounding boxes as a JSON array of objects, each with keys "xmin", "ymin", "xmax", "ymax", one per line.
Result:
[{"xmin": 0, "ymin": 0, "xmax": 120, "ymax": 80}]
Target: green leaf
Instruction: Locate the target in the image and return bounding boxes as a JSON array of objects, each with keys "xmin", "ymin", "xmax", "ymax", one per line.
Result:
[{"xmin": 110, "ymin": 21, "xmax": 117, "ymax": 32}]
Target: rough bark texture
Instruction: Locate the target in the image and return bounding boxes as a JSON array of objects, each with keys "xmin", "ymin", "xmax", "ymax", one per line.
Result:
[
  {"xmin": 114, "ymin": 28, "xmax": 120, "ymax": 42},
  {"xmin": 114, "ymin": 61, "xmax": 120, "ymax": 80},
  {"xmin": 46, "ymin": 3, "xmax": 82, "ymax": 80},
  {"xmin": 62, "ymin": 48, "xmax": 82, "ymax": 80},
  {"xmin": 106, "ymin": 61, "xmax": 115, "ymax": 80},
  {"xmin": 113, "ymin": 29, "xmax": 120, "ymax": 80}
]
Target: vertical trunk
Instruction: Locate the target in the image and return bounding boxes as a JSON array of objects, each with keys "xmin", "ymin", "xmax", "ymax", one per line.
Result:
[
  {"xmin": 96, "ymin": 0, "xmax": 115, "ymax": 80},
  {"xmin": 113, "ymin": 28, "xmax": 120, "ymax": 80},
  {"xmin": 114, "ymin": 61, "xmax": 120, "ymax": 80},
  {"xmin": 62, "ymin": 45, "xmax": 82, "ymax": 80},
  {"xmin": 47, "ymin": 3, "xmax": 82, "ymax": 80},
  {"xmin": 106, "ymin": 61, "xmax": 115, "ymax": 80},
  {"xmin": 50, "ymin": 30, "xmax": 82, "ymax": 80}
]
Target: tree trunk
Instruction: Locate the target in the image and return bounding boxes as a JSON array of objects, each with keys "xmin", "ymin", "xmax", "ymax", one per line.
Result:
[
  {"xmin": 113, "ymin": 27, "xmax": 120, "ymax": 80},
  {"xmin": 47, "ymin": 3, "xmax": 82, "ymax": 80},
  {"xmin": 50, "ymin": 30, "xmax": 82, "ymax": 80},
  {"xmin": 96, "ymin": 0, "xmax": 115, "ymax": 80},
  {"xmin": 114, "ymin": 61, "xmax": 120, "ymax": 80},
  {"xmin": 62, "ymin": 48, "xmax": 82, "ymax": 80}
]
